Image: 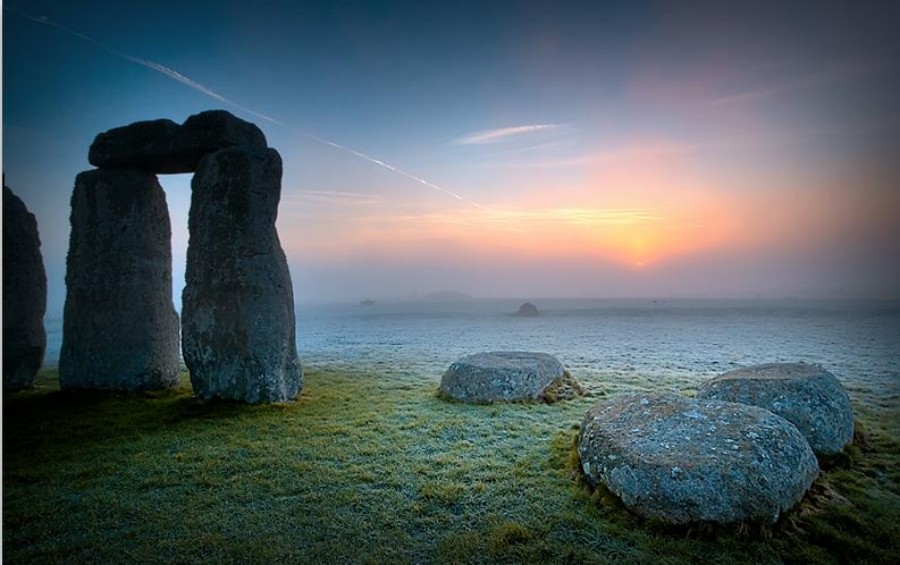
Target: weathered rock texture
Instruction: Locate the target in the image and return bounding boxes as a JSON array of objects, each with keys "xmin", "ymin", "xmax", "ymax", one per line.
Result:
[
  {"xmin": 89, "ymin": 110, "xmax": 266, "ymax": 174},
  {"xmin": 59, "ymin": 169, "xmax": 180, "ymax": 391},
  {"xmin": 439, "ymin": 351, "xmax": 581, "ymax": 403},
  {"xmin": 69, "ymin": 109, "xmax": 300, "ymax": 402},
  {"xmin": 696, "ymin": 363, "xmax": 855, "ymax": 456},
  {"xmin": 3, "ymin": 184, "xmax": 47, "ymax": 390},
  {"xmin": 181, "ymin": 147, "xmax": 302, "ymax": 403},
  {"xmin": 578, "ymin": 393, "xmax": 819, "ymax": 524}
]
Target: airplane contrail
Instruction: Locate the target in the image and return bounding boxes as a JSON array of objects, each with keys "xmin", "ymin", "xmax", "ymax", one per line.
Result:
[{"xmin": 7, "ymin": 6, "xmax": 486, "ymax": 209}]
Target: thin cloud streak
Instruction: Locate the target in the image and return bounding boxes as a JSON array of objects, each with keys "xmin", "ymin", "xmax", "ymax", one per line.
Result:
[
  {"xmin": 282, "ymin": 190, "xmax": 385, "ymax": 206},
  {"xmin": 457, "ymin": 124, "xmax": 567, "ymax": 144},
  {"xmin": 498, "ymin": 140, "xmax": 694, "ymax": 169},
  {"xmin": 406, "ymin": 207, "xmax": 668, "ymax": 228},
  {"xmin": 701, "ymin": 60, "xmax": 891, "ymax": 108},
  {"xmin": 8, "ymin": 6, "xmax": 485, "ymax": 210}
]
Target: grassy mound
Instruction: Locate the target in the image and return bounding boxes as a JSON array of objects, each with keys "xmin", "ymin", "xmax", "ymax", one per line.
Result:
[{"xmin": 4, "ymin": 367, "xmax": 898, "ymax": 563}]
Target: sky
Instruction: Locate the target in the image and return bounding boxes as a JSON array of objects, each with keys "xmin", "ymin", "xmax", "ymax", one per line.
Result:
[{"xmin": 3, "ymin": 0, "xmax": 900, "ymax": 311}]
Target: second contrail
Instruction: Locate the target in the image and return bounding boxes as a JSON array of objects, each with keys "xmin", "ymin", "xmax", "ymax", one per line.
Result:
[{"xmin": 7, "ymin": 6, "xmax": 486, "ymax": 209}]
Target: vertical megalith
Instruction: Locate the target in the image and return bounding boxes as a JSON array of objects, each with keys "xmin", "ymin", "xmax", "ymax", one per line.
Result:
[
  {"xmin": 182, "ymin": 146, "xmax": 302, "ymax": 403},
  {"xmin": 3, "ymin": 184, "xmax": 48, "ymax": 390},
  {"xmin": 59, "ymin": 169, "xmax": 180, "ymax": 391}
]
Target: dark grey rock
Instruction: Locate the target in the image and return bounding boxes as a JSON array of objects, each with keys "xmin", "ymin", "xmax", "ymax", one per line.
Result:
[
  {"xmin": 59, "ymin": 169, "xmax": 180, "ymax": 391},
  {"xmin": 516, "ymin": 302, "xmax": 539, "ymax": 316},
  {"xmin": 181, "ymin": 146, "xmax": 301, "ymax": 403},
  {"xmin": 88, "ymin": 119, "xmax": 184, "ymax": 173},
  {"xmin": 88, "ymin": 110, "xmax": 267, "ymax": 174},
  {"xmin": 3, "ymin": 184, "xmax": 47, "ymax": 390},
  {"xmin": 439, "ymin": 351, "xmax": 569, "ymax": 403},
  {"xmin": 173, "ymin": 110, "xmax": 268, "ymax": 166},
  {"xmin": 578, "ymin": 393, "xmax": 819, "ymax": 524},
  {"xmin": 696, "ymin": 363, "xmax": 855, "ymax": 456}
]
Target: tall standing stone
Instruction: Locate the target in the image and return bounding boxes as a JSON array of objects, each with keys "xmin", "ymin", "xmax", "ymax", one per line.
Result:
[
  {"xmin": 59, "ymin": 169, "xmax": 180, "ymax": 391},
  {"xmin": 182, "ymin": 146, "xmax": 302, "ymax": 403},
  {"xmin": 3, "ymin": 184, "xmax": 47, "ymax": 390}
]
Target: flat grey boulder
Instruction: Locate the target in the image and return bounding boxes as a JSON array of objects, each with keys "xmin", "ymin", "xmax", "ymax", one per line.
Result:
[
  {"xmin": 88, "ymin": 110, "xmax": 267, "ymax": 173},
  {"xmin": 3, "ymin": 184, "xmax": 47, "ymax": 390},
  {"xmin": 696, "ymin": 363, "xmax": 854, "ymax": 456},
  {"xmin": 439, "ymin": 351, "xmax": 578, "ymax": 403},
  {"xmin": 578, "ymin": 393, "xmax": 819, "ymax": 524}
]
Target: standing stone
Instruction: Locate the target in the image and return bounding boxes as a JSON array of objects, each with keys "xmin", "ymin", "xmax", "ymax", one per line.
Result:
[
  {"xmin": 59, "ymin": 169, "xmax": 180, "ymax": 391},
  {"xmin": 3, "ymin": 184, "xmax": 47, "ymax": 390},
  {"xmin": 182, "ymin": 146, "xmax": 302, "ymax": 403}
]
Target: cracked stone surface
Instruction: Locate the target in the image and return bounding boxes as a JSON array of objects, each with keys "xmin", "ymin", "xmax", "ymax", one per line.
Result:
[
  {"xmin": 697, "ymin": 363, "xmax": 854, "ymax": 456},
  {"xmin": 578, "ymin": 392, "xmax": 819, "ymax": 524}
]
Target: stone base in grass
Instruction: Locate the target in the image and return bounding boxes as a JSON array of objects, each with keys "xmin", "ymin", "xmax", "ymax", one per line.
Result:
[
  {"xmin": 578, "ymin": 393, "xmax": 819, "ymax": 525},
  {"xmin": 439, "ymin": 351, "xmax": 584, "ymax": 404}
]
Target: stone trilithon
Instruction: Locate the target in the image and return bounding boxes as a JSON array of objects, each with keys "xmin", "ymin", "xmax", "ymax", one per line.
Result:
[{"xmin": 61, "ymin": 110, "xmax": 302, "ymax": 402}]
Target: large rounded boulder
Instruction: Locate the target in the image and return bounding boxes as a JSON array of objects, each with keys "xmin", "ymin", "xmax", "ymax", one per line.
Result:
[
  {"xmin": 578, "ymin": 393, "xmax": 819, "ymax": 524},
  {"xmin": 696, "ymin": 363, "xmax": 854, "ymax": 456},
  {"xmin": 439, "ymin": 351, "xmax": 580, "ymax": 403}
]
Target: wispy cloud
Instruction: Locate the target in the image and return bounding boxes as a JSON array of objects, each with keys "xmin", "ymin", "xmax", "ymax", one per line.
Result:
[
  {"xmin": 702, "ymin": 60, "xmax": 891, "ymax": 108},
  {"xmin": 283, "ymin": 190, "xmax": 384, "ymax": 206},
  {"xmin": 499, "ymin": 140, "xmax": 694, "ymax": 169},
  {"xmin": 480, "ymin": 207, "xmax": 663, "ymax": 226},
  {"xmin": 456, "ymin": 124, "xmax": 567, "ymax": 145},
  {"xmin": 407, "ymin": 207, "xmax": 668, "ymax": 231}
]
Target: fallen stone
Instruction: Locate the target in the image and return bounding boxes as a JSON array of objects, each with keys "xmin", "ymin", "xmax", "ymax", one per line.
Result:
[
  {"xmin": 439, "ymin": 351, "xmax": 580, "ymax": 403},
  {"xmin": 88, "ymin": 110, "xmax": 267, "ymax": 174},
  {"xmin": 181, "ymin": 146, "xmax": 302, "ymax": 403},
  {"xmin": 696, "ymin": 362, "xmax": 855, "ymax": 456},
  {"xmin": 3, "ymin": 184, "xmax": 47, "ymax": 390},
  {"xmin": 578, "ymin": 393, "xmax": 819, "ymax": 524},
  {"xmin": 59, "ymin": 169, "xmax": 180, "ymax": 391}
]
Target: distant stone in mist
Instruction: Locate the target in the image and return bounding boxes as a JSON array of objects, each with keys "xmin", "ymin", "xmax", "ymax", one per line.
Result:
[
  {"xmin": 60, "ymin": 169, "xmax": 180, "ymax": 391},
  {"xmin": 516, "ymin": 302, "xmax": 539, "ymax": 316},
  {"xmin": 3, "ymin": 184, "xmax": 47, "ymax": 390},
  {"xmin": 439, "ymin": 351, "xmax": 583, "ymax": 403},
  {"xmin": 578, "ymin": 393, "xmax": 819, "ymax": 524},
  {"xmin": 88, "ymin": 110, "xmax": 266, "ymax": 174},
  {"xmin": 181, "ymin": 146, "xmax": 302, "ymax": 403},
  {"xmin": 697, "ymin": 362, "xmax": 855, "ymax": 456}
]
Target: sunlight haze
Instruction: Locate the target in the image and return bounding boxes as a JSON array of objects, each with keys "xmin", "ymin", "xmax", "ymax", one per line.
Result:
[{"xmin": 4, "ymin": 0, "xmax": 899, "ymax": 310}]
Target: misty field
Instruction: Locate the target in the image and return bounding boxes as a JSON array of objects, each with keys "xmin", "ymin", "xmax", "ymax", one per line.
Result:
[{"xmin": 4, "ymin": 367, "xmax": 899, "ymax": 564}]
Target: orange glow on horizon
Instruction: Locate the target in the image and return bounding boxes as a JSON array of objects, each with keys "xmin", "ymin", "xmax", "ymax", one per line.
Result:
[
  {"xmin": 281, "ymin": 199, "xmax": 733, "ymax": 270},
  {"xmin": 278, "ymin": 137, "xmax": 835, "ymax": 270}
]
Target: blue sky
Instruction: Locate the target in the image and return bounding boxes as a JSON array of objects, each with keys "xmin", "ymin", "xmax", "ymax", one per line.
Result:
[{"xmin": 4, "ymin": 0, "xmax": 900, "ymax": 310}]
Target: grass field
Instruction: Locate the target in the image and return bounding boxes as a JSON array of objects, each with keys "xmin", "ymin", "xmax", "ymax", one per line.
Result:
[{"xmin": 4, "ymin": 366, "xmax": 899, "ymax": 564}]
